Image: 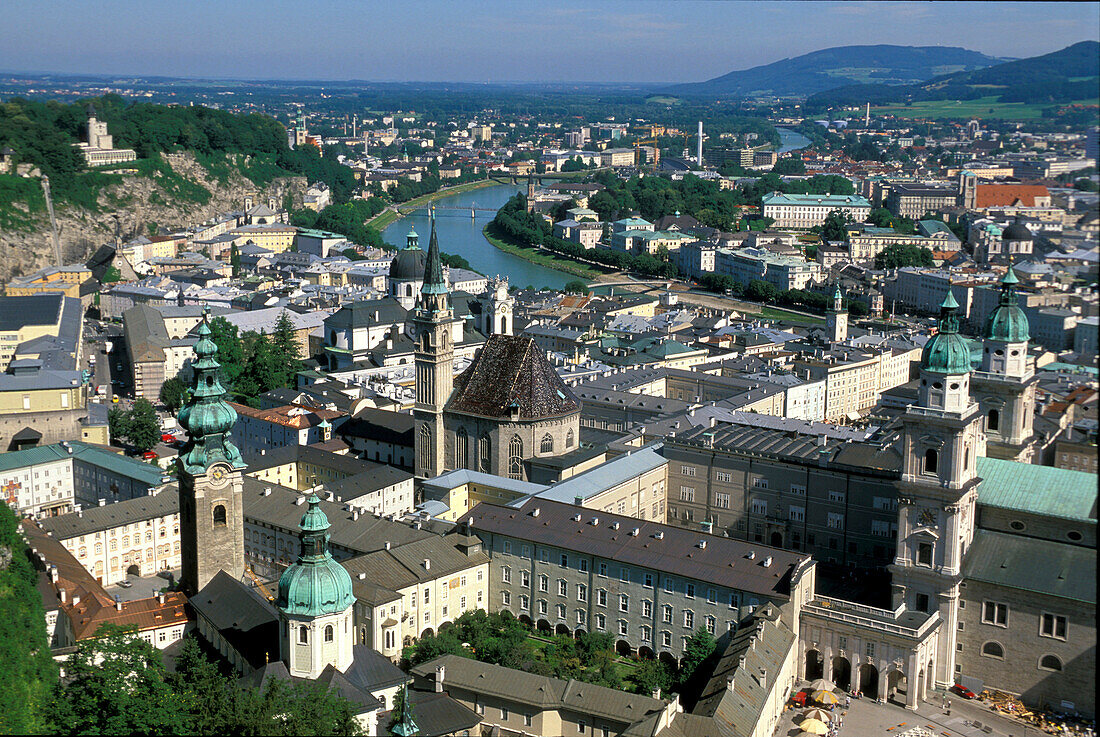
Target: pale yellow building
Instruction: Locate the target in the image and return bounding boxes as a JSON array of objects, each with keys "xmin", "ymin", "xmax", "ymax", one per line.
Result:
[{"xmin": 227, "ymin": 224, "xmax": 298, "ymax": 254}]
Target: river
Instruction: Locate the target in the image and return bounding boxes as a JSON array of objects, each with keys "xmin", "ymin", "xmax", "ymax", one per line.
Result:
[
  {"xmin": 381, "ymin": 183, "xmax": 576, "ymax": 290},
  {"xmin": 776, "ymin": 127, "xmax": 812, "ymax": 153}
]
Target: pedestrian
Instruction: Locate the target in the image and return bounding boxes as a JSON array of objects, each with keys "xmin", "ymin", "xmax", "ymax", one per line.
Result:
[
  {"xmin": 947, "ymin": 698, "xmax": 952, "ymax": 711},
  {"xmin": 845, "ymin": 695, "xmax": 851, "ymax": 708}
]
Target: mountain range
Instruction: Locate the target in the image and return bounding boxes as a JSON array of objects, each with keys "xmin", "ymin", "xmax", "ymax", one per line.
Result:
[{"xmin": 666, "ymin": 45, "xmax": 1005, "ymax": 98}]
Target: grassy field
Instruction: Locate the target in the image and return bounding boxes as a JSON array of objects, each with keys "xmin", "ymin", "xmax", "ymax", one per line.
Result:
[
  {"xmin": 872, "ymin": 95, "xmax": 1098, "ymax": 121},
  {"xmin": 759, "ymin": 306, "xmax": 825, "ymax": 325},
  {"xmin": 482, "ymin": 225, "xmax": 610, "ymax": 282}
]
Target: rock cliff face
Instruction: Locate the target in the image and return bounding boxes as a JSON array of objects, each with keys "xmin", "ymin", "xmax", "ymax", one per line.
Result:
[{"xmin": 0, "ymin": 151, "xmax": 307, "ymax": 281}]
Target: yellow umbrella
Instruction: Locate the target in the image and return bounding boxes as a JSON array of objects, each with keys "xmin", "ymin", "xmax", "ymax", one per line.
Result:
[
  {"xmin": 812, "ymin": 689, "xmax": 841, "ymax": 705},
  {"xmin": 803, "ymin": 707, "xmax": 833, "ymax": 722},
  {"xmin": 798, "ymin": 718, "xmax": 829, "ymax": 735}
]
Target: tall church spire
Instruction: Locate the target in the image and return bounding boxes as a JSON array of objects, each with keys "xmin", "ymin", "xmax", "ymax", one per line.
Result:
[
  {"xmin": 412, "ymin": 215, "xmax": 454, "ymax": 479},
  {"xmin": 421, "ymin": 216, "xmax": 448, "ymax": 299}
]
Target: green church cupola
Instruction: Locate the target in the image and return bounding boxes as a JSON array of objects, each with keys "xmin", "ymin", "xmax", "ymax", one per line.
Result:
[
  {"xmin": 178, "ymin": 309, "xmax": 245, "ymax": 475},
  {"xmin": 406, "ymin": 226, "xmax": 420, "ymax": 250},
  {"xmin": 920, "ymin": 291, "xmax": 971, "ymax": 375},
  {"xmin": 983, "ymin": 267, "xmax": 1029, "ymax": 344},
  {"xmin": 276, "ymin": 494, "xmax": 354, "ymax": 617}
]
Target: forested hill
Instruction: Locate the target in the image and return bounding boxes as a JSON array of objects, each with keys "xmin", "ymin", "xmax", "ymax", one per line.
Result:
[
  {"xmin": 806, "ymin": 40, "xmax": 1100, "ymax": 108},
  {"xmin": 666, "ymin": 45, "xmax": 1003, "ymax": 98},
  {"xmin": 0, "ymin": 94, "xmax": 356, "ymax": 208}
]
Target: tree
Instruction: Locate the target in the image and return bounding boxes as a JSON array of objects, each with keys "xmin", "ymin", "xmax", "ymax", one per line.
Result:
[
  {"xmin": 875, "ymin": 243, "xmax": 934, "ymax": 269},
  {"xmin": 229, "ymin": 243, "xmax": 241, "ymax": 278},
  {"xmin": 772, "ymin": 157, "xmax": 806, "ymax": 175},
  {"xmin": 207, "ymin": 316, "xmax": 244, "ymax": 389},
  {"xmin": 107, "ymin": 406, "xmax": 131, "ymax": 444},
  {"xmin": 126, "ymin": 398, "xmax": 161, "ymax": 452},
  {"xmin": 745, "ymin": 279, "xmax": 780, "ymax": 303},
  {"xmin": 49, "ymin": 624, "xmax": 188, "ymax": 735},
  {"xmin": 270, "ymin": 311, "xmax": 302, "ymax": 384},
  {"xmin": 677, "ymin": 627, "xmax": 717, "ymax": 691},
  {"xmin": 819, "ymin": 209, "xmax": 853, "ymax": 242},
  {"xmin": 629, "ymin": 658, "xmax": 675, "ymax": 696},
  {"xmin": 158, "ymin": 375, "xmax": 188, "ymax": 413},
  {"xmin": 563, "ymin": 280, "xmax": 589, "ymax": 294}
]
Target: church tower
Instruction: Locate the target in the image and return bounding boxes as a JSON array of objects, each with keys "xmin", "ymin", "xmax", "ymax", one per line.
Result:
[
  {"xmin": 479, "ymin": 276, "xmax": 514, "ymax": 336},
  {"xmin": 825, "ymin": 284, "xmax": 848, "ymax": 343},
  {"xmin": 178, "ymin": 310, "xmax": 247, "ymax": 596},
  {"xmin": 276, "ymin": 495, "xmax": 355, "ymax": 679},
  {"xmin": 411, "ymin": 218, "xmax": 454, "ymax": 478},
  {"xmin": 890, "ymin": 292, "xmax": 984, "ymax": 691},
  {"xmin": 973, "ymin": 268, "xmax": 1038, "ymax": 461}
]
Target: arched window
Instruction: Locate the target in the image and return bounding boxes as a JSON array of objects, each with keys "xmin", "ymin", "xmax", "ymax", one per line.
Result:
[
  {"xmin": 924, "ymin": 449, "xmax": 938, "ymax": 475},
  {"xmin": 1039, "ymin": 654, "xmax": 1062, "ymax": 671},
  {"xmin": 298, "ymin": 625, "xmax": 308, "ymax": 644},
  {"xmin": 540, "ymin": 433, "xmax": 554, "ymax": 454},
  {"xmin": 213, "ymin": 504, "xmax": 227, "ymax": 527},
  {"xmin": 509, "ymin": 435, "xmax": 523, "ymax": 480},
  {"xmin": 329, "ymin": 329, "xmax": 337, "ymax": 345},
  {"xmin": 324, "ymin": 624, "xmax": 334, "ymax": 642},
  {"xmin": 981, "ymin": 641, "xmax": 1004, "ymax": 659},
  {"xmin": 418, "ymin": 425, "xmax": 431, "ymax": 471},
  {"xmin": 988, "ymin": 409, "xmax": 1000, "ymax": 432},
  {"xmin": 500, "ymin": 315, "xmax": 508, "ymax": 335},
  {"xmin": 406, "ymin": 284, "xmax": 413, "ymax": 297},
  {"xmin": 566, "ymin": 429, "xmax": 574, "ymax": 448},
  {"xmin": 479, "ymin": 434, "xmax": 491, "ymax": 473},
  {"xmin": 455, "ymin": 427, "xmax": 469, "ymax": 470}
]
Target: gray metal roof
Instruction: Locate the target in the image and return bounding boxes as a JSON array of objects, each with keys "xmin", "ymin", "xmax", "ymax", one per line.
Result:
[
  {"xmin": 963, "ymin": 529, "xmax": 1096, "ymax": 604},
  {"xmin": 39, "ymin": 489, "xmax": 178, "ymax": 539},
  {"xmin": 530, "ymin": 443, "xmax": 667, "ymax": 505},
  {"xmin": 460, "ymin": 498, "xmax": 809, "ymax": 599}
]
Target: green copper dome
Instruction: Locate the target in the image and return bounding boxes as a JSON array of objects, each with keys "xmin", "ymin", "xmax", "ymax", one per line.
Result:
[
  {"xmin": 177, "ymin": 310, "xmax": 245, "ymax": 474},
  {"xmin": 984, "ymin": 268, "xmax": 1030, "ymax": 343},
  {"xmin": 276, "ymin": 495, "xmax": 354, "ymax": 617},
  {"xmin": 921, "ymin": 292, "xmax": 972, "ymax": 374}
]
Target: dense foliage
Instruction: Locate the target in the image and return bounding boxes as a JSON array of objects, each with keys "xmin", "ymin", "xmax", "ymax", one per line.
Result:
[
  {"xmin": 206, "ymin": 312, "xmax": 301, "ymax": 407},
  {"xmin": 0, "ymin": 504, "xmax": 57, "ymax": 734},
  {"xmin": 107, "ymin": 398, "xmax": 161, "ymax": 452},
  {"xmin": 49, "ymin": 628, "xmax": 361, "ymax": 735},
  {"xmin": 291, "ymin": 199, "xmax": 387, "ymax": 250},
  {"xmin": 875, "ymin": 242, "xmax": 935, "ymax": 269}
]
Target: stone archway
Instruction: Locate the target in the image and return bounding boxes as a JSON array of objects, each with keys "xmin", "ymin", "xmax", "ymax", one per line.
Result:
[
  {"xmin": 858, "ymin": 663, "xmax": 879, "ymax": 700},
  {"xmin": 832, "ymin": 656, "xmax": 852, "ymax": 691},
  {"xmin": 556, "ymin": 623, "xmax": 571, "ymax": 636},
  {"xmin": 421, "ymin": 627, "xmax": 434, "ymax": 639},
  {"xmin": 805, "ymin": 649, "xmax": 824, "ymax": 681},
  {"xmin": 658, "ymin": 651, "xmax": 677, "ymax": 669},
  {"xmin": 573, "ymin": 628, "xmax": 587, "ymax": 638},
  {"xmin": 638, "ymin": 646, "xmax": 656, "ymax": 660},
  {"xmin": 519, "ymin": 614, "xmax": 533, "ymax": 627},
  {"xmin": 536, "ymin": 619, "xmax": 552, "ymax": 634},
  {"xmin": 616, "ymin": 640, "xmax": 633, "ymax": 657},
  {"xmin": 886, "ymin": 669, "xmax": 907, "ymax": 705},
  {"xmin": 770, "ymin": 531, "xmax": 783, "ymax": 548}
]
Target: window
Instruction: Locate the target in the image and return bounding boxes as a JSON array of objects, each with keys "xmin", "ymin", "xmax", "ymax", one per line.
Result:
[
  {"xmin": 558, "ymin": 579, "xmax": 567, "ymax": 596},
  {"xmin": 566, "ymin": 429, "xmax": 574, "ymax": 448},
  {"xmin": 715, "ymin": 492, "xmax": 730, "ymax": 509},
  {"xmin": 523, "ymin": 544, "xmax": 531, "ymax": 557},
  {"xmin": 752, "ymin": 477, "xmax": 768, "ymax": 489},
  {"xmin": 871, "ymin": 520, "xmax": 891, "ymax": 537},
  {"xmin": 540, "ymin": 549, "xmax": 549, "ymax": 564},
  {"xmin": 681, "ymin": 465, "xmax": 696, "ymax": 476},
  {"xmin": 728, "ymin": 592, "xmax": 739, "ymax": 609},
  {"xmin": 521, "ymin": 570, "xmax": 530, "ymax": 587},
  {"xmin": 641, "ymin": 625, "xmax": 651, "ymax": 642},
  {"xmin": 597, "ymin": 589, "xmax": 607, "ymax": 607},
  {"xmin": 500, "ymin": 707, "xmax": 509, "ymax": 720},
  {"xmin": 790, "ymin": 484, "xmax": 806, "ymax": 496},
  {"xmin": 916, "ymin": 593, "xmax": 930, "ymax": 613},
  {"xmin": 916, "ymin": 542, "xmax": 933, "ymax": 566},
  {"xmin": 706, "ymin": 588, "xmax": 717, "ymax": 604},
  {"xmin": 577, "ymin": 610, "xmax": 586, "ymax": 625},
  {"xmin": 524, "ymin": 714, "xmax": 533, "ymax": 727},
  {"xmin": 618, "ymin": 620, "xmax": 628, "ymax": 636},
  {"xmin": 828, "ymin": 490, "xmax": 846, "ymax": 504},
  {"xmin": 503, "ymin": 541, "xmax": 512, "ymax": 555},
  {"xmin": 685, "ymin": 583, "xmax": 695, "ymax": 599},
  {"xmin": 987, "ymin": 409, "xmax": 1000, "ymax": 432},
  {"xmin": 539, "ymin": 574, "xmax": 548, "ymax": 592},
  {"xmin": 1038, "ymin": 654, "xmax": 1063, "ymax": 672},
  {"xmin": 706, "ymin": 616, "xmax": 715, "ymax": 635},
  {"xmin": 683, "ymin": 610, "xmax": 694, "ymax": 629},
  {"xmin": 557, "ymin": 604, "xmax": 566, "ymax": 619},
  {"xmin": 502, "ymin": 591, "xmax": 511, "ymax": 606},
  {"xmin": 924, "ymin": 449, "xmax": 938, "ymax": 474},
  {"xmin": 865, "ymin": 642, "xmax": 875, "ymax": 658},
  {"xmin": 751, "ymin": 499, "xmax": 767, "ymax": 515},
  {"xmin": 520, "ymin": 594, "xmax": 529, "ymax": 609},
  {"xmin": 324, "ymin": 625, "xmax": 334, "ymax": 642},
  {"xmin": 502, "ymin": 567, "xmax": 511, "ymax": 583},
  {"xmin": 538, "ymin": 599, "xmax": 547, "ymax": 615},
  {"xmin": 982, "ymin": 601, "xmax": 1008, "ymax": 627},
  {"xmin": 643, "ymin": 572, "xmax": 653, "ymax": 588},
  {"xmin": 663, "ymin": 577, "xmax": 674, "ymax": 594},
  {"xmin": 827, "ymin": 512, "xmax": 844, "ymax": 530},
  {"xmin": 715, "ymin": 471, "xmax": 732, "ymax": 483},
  {"xmin": 873, "ymin": 496, "xmax": 896, "ymax": 511},
  {"xmin": 619, "ymin": 567, "xmax": 630, "ymax": 583},
  {"xmin": 508, "ymin": 435, "xmax": 523, "ymax": 479},
  {"xmin": 419, "ymin": 425, "xmax": 432, "ymax": 471},
  {"xmin": 663, "ymin": 605, "xmax": 673, "ymax": 623},
  {"xmin": 579, "ymin": 558, "xmax": 588, "ymax": 573},
  {"xmin": 578, "ymin": 720, "xmax": 586, "ymax": 734},
  {"xmin": 598, "ymin": 562, "xmax": 607, "ymax": 577},
  {"xmin": 661, "ymin": 631, "xmax": 671, "ymax": 647},
  {"xmin": 560, "ymin": 553, "xmax": 568, "ymax": 568},
  {"xmin": 213, "ymin": 505, "xmax": 227, "ymax": 527},
  {"xmin": 298, "ymin": 626, "xmax": 308, "ymax": 644},
  {"xmin": 577, "ymin": 584, "xmax": 587, "ymax": 601},
  {"xmin": 619, "ymin": 594, "xmax": 629, "ymax": 612},
  {"xmin": 455, "ymin": 427, "xmax": 469, "ymax": 469},
  {"xmin": 981, "ymin": 641, "xmax": 1005, "ymax": 659},
  {"xmin": 679, "ymin": 486, "xmax": 695, "ymax": 502},
  {"xmin": 790, "ymin": 506, "xmax": 805, "ymax": 522},
  {"xmin": 1040, "ymin": 613, "xmax": 1067, "ymax": 640},
  {"xmin": 596, "ymin": 613, "xmax": 605, "ymax": 630}
]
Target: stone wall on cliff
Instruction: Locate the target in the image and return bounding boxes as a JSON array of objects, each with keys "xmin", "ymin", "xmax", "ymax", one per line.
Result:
[{"xmin": 0, "ymin": 151, "xmax": 308, "ymax": 282}]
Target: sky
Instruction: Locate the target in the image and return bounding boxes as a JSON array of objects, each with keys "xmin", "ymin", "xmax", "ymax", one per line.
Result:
[{"xmin": 1, "ymin": 1, "xmax": 1097, "ymax": 84}]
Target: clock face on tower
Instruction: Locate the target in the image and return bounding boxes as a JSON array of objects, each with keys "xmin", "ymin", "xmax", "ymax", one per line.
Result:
[
  {"xmin": 208, "ymin": 463, "xmax": 231, "ymax": 487},
  {"xmin": 918, "ymin": 507, "xmax": 936, "ymax": 526}
]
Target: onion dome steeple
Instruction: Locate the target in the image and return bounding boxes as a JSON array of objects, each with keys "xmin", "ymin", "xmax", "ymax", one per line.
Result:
[
  {"xmin": 178, "ymin": 309, "xmax": 245, "ymax": 474},
  {"xmin": 276, "ymin": 494, "xmax": 354, "ymax": 616},
  {"xmin": 921, "ymin": 291, "xmax": 971, "ymax": 374},
  {"xmin": 984, "ymin": 267, "xmax": 1029, "ymax": 343}
]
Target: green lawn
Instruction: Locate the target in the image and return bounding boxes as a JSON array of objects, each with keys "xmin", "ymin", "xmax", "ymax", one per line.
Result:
[
  {"xmin": 758, "ymin": 306, "xmax": 825, "ymax": 325},
  {"xmin": 872, "ymin": 95, "xmax": 1098, "ymax": 121},
  {"xmin": 482, "ymin": 225, "xmax": 611, "ymax": 281}
]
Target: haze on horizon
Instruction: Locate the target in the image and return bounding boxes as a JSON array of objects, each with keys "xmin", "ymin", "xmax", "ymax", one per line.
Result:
[{"xmin": 2, "ymin": 0, "xmax": 1097, "ymax": 85}]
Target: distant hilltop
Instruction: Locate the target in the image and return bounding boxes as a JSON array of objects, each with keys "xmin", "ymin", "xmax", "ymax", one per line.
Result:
[{"xmin": 665, "ymin": 44, "xmax": 1005, "ymax": 99}]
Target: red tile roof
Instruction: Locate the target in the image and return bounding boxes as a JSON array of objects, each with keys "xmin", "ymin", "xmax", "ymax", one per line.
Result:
[{"xmin": 975, "ymin": 184, "xmax": 1049, "ymax": 209}]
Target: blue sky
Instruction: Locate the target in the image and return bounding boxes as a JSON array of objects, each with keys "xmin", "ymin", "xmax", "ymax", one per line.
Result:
[{"xmin": 2, "ymin": 1, "xmax": 1096, "ymax": 83}]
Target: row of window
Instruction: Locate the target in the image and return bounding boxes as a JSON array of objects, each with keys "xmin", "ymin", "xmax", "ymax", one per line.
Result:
[
  {"xmin": 981, "ymin": 602, "xmax": 1067, "ymax": 640},
  {"xmin": 977, "ymin": 642, "xmax": 1064, "ymax": 672}
]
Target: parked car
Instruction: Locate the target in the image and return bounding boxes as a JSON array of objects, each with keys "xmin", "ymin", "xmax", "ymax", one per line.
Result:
[
  {"xmin": 142, "ymin": 450, "xmax": 158, "ymax": 461},
  {"xmin": 117, "ymin": 580, "xmax": 133, "ymax": 588},
  {"xmin": 161, "ymin": 433, "xmax": 176, "ymax": 443},
  {"xmin": 951, "ymin": 684, "xmax": 977, "ymax": 699}
]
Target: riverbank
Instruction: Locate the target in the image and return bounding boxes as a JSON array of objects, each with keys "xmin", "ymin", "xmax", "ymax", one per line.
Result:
[
  {"xmin": 481, "ymin": 224, "xmax": 611, "ymax": 283},
  {"xmin": 367, "ymin": 179, "xmax": 497, "ymax": 230}
]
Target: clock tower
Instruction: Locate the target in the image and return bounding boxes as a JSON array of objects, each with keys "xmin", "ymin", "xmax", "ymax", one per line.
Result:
[{"xmin": 177, "ymin": 310, "xmax": 248, "ymax": 596}]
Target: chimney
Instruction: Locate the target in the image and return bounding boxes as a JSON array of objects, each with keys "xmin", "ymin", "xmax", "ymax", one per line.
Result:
[
  {"xmin": 384, "ymin": 541, "xmax": 391, "ymax": 550},
  {"xmin": 98, "ymin": 499, "xmax": 106, "ymax": 506},
  {"xmin": 435, "ymin": 663, "xmax": 446, "ymax": 693},
  {"xmin": 263, "ymin": 487, "xmax": 272, "ymax": 496},
  {"xmin": 759, "ymin": 667, "xmax": 767, "ymax": 689},
  {"xmin": 59, "ymin": 589, "xmax": 67, "ymax": 603},
  {"xmin": 726, "ymin": 675, "xmax": 735, "ymax": 693},
  {"xmin": 652, "ymin": 688, "xmax": 661, "ymax": 699},
  {"xmin": 352, "ymin": 510, "xmax": 360, "ymax": 521},
  {"xmin": 157, "ymin": 592, "xmax": 165, "ymax": 605},
  {"xmin": 115, "ymin": 599, "xmax": 123, "ymax": 611},
  {"xmin": 655, "ymin": 531, "xmax": 664, "ymax": 540},
  {"xmin": 531, "ymin": 507, "xmax": 540, "ymax": 518},
  {"xmin": 358, "ymin": 572, "xmax": 367, "ymax": 580},
  {"xmin": 423, "ymin": 558, "xmax": 431, "ymax": 570}
]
